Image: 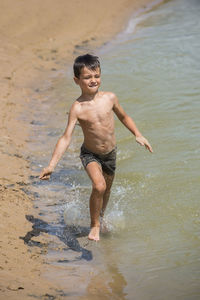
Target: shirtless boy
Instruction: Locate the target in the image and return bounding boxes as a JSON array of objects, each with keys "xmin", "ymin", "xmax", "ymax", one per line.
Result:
[{"xmin": 40, "ymin": 54, "xmax": 153, "ymax": 241}]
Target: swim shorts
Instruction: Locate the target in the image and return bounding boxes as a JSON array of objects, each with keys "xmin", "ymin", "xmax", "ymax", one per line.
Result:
[{"xmin": 80, "ymin": 144, "xmax": 117, "ymax": 175}]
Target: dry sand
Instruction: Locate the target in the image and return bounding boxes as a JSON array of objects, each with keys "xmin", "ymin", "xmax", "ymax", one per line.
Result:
[{"xmin": 0, "ymin": 0, "xmax": 155, "ymax": 298}]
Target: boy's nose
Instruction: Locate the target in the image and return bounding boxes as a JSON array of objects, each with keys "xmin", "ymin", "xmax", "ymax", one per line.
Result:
[{"xmin": 90, "ymin": 77, "xmax": 96, "ymax": 83}]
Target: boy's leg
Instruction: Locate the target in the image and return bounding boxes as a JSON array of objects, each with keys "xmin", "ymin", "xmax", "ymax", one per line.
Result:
[
  {"xmin": 85, "ymin": 161, "xmax": 106, "ymax": 241},
  {"xmin": 101, "ymin": 172, "xmax": 115, "ymax": 218},
  {"xmin": 99, "ymin": 172, "xmax": 115, "ymax": 233}
]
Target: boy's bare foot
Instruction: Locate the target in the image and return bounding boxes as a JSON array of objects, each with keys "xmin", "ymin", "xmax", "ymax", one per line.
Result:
[{"xmin": 88, "ymin": 226, "xmax": 100, "ymax": 241}]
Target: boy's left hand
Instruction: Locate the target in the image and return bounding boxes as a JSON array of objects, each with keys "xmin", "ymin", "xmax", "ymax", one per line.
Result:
[{"xmin": 136, "ymin": 136, "xmax": 153, "ymax": 153}]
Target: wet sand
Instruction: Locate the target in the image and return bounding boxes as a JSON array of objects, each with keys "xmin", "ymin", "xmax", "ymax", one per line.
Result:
[{"xmin": 0, "ymin": 0, "xmax": 155, "ymax": 298}]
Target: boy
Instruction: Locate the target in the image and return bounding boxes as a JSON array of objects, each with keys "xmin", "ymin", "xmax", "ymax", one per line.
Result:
[{"xmin": 40, "ymin": 54, "xmax": 153, "ymax": 241}]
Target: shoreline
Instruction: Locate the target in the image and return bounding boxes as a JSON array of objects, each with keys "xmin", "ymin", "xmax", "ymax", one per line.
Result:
[{"xmin": 0, "ymin": 0, "xmax": 159, "ymax": 298}]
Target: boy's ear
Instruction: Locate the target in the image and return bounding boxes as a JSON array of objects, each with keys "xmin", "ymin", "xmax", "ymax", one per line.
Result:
[{"xmin": 74, "ymin": 76, "xmax": 79, "ymax": 85}]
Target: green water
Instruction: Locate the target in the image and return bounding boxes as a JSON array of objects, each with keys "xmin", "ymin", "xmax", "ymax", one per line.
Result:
[{"xmin": 29, "ymin": 0, "xmax": 200, "ymax": 298}]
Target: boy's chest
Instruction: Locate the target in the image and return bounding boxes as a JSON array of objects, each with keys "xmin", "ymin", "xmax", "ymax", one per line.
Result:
[{"xmin": 78, "ymin": 101, "xmax": 113, "ymax": 123}]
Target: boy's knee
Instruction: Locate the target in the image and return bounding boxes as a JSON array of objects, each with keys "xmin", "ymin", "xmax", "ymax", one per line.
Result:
[{"xmin": 93, "ymin": 181, "xmax": 106, "ymax": 194}]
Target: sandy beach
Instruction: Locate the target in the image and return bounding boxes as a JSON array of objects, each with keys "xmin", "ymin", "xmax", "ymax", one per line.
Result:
[{"xmin": 0, "ymin": 0, "xmax": 155, "ymax": 298}]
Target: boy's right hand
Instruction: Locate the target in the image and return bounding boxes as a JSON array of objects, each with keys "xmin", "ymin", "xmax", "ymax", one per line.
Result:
[{"xmin": 39, "ymin": 166, "xmax": 54, "ymax": 180}]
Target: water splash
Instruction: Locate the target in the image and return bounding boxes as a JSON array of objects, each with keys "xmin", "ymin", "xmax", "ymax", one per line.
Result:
[
  {"xmin": 104, "ymin": 210, "xmax": 126, "ymax": 232},
  {"xmin": 63, "ymin": 201, "xmax": 89, "ymax": 227}
]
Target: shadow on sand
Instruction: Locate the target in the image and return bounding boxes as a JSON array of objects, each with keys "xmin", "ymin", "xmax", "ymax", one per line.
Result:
[{"xmin": 21, "ymin": 215, "xmax": 93, "ymax": 261}]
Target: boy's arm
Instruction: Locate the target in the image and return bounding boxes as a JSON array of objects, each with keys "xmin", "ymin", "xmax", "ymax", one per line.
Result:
[
  {"xmin": 39, "ymin": 104, "xmax": 78, "ymax": 180},
  {"xmin": 112, "ymin": 94, "xmax": 153, "ymax": 153}
]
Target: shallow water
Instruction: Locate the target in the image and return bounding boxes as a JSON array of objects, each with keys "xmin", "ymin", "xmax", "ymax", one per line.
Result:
[{"xmin": 28, "ymin": 0, "xmax": 200, "ymax": 298}]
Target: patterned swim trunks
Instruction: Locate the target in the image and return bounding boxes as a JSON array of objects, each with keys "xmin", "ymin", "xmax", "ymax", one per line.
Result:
[{"xmin": 80, "ymin": 144, "xmax": 117, "ymax": 175}]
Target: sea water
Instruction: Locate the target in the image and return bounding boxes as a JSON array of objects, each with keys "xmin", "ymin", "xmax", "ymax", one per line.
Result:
[{"xmin": 29, "ymin": 0, "xmax": 200, "ymax": 298}]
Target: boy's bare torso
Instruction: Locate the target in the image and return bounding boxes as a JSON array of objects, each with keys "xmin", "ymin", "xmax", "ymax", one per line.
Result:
[{"xmin": 74, "ymin": 91, "xmax": 116, "ymax": 154}]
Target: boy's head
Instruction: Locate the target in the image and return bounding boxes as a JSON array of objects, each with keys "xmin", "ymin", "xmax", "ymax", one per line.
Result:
[{"xmin": 73, "ymin": 54, "xmax": 101, "ymax": 79}]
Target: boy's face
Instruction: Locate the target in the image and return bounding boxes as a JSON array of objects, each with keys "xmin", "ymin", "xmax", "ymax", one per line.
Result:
[{"xmin": 74, "ymin": 66, "xmax": 101, "ymax": 95}]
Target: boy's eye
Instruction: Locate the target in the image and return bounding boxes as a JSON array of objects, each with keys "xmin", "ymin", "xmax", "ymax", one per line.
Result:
[{"xmin": 82, "ymin": 74, "xmax": 100, "ymax": 79}]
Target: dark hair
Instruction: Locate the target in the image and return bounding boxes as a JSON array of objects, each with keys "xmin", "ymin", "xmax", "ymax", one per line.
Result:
[{"xmin": 73, "ymin": 54, "xmax": 101, "ymax": 78}]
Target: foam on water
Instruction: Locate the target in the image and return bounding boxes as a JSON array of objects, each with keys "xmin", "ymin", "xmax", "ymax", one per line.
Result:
[{"xmin": 124, "ymin": 0, "xmax": 165, "ymax": 35}]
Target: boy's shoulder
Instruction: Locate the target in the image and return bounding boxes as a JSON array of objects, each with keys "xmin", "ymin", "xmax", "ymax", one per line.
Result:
[
  {"xmin": 98, "ymin": 91, "xmax": 117, "ymax": 102},
  {"xmin": 68, "ymin": 100, "xmax": 81, "ymax": 117},
  {"xmin": 101, "ymin": 91, "xmax": 116, "ymax": 98}
]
